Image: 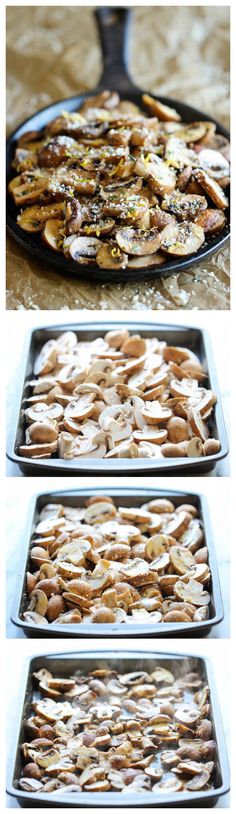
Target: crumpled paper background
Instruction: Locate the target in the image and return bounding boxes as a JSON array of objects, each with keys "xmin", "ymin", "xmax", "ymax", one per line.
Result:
[{"xmin": 6, "ymin": 5, "xmax": 230, "ymax": 311}]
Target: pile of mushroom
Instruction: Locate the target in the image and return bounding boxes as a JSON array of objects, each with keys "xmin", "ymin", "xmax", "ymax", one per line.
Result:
[
  {"xmin": 19, "ymin": 328, "xmax": 221, "ymax": 461},
  {"xmin": 9, "ymin": 89, "xmax": 230, "ymax": 269},
  {"xmin": 19, "ymin": 664, "xmax": 216, "ymax": 795},
  {"xmin": 23, "ymin": 494, "xmax": 211, "ymax": 626}
]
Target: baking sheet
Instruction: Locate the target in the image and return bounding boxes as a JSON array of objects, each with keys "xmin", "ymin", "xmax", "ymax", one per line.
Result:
[{"xmin": 6, "ymin": 5, "xmax": 230, "ymax": 311}]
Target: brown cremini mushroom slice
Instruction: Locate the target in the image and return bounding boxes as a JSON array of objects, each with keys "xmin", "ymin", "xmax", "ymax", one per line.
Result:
[
  {"xmin": 135, "ymin": 154, "xmax": 176, "ymax": 195},
  {"xmin": 162, "ymin": 192, "xmax": 207, "ymax": 220},
  {"xmin": 194, "ymin": 168, "xmax": 228, "ymax": 208},
  {"xmin": 195, "ymin": 208, "xmax": 226, "ymax": 235},
  {"xmin": 160, "ymin": 221, "xmax": 205, "ymax": 256},
  {"xmin": 19, "ymin": 441, "xmax": 57, "ymax": 458},
  {"xmin": 42, "ymin": 218, "xmax": 65, "ymax": 251},
  {"xmin": 11, "ymin": 178, "xmax": 49, "ymax": 206},
  {"xmin": 68, "ymin": 236, "xmax": 103, "ymax": 263},
  {"xmin": 29, "ymin": 589, "xmax": 48, "ymax": 616},
  {"xmin": 142, "ymin": 94, "xmax": 181, "ymax": 122},
  {"xmin": 17, "ymin": 202, "xmax": 64, "ymax": 232},
  {"xmin": 116, "ymin": 226, "xmax": 161, "ymax": 256},
  {"xmin": 173, "ymin": 122, "xmax": 207, "ymax": 143},
  {"xmin": 96, "ymin": 242, "xmax": 128, "ymax": 269}
]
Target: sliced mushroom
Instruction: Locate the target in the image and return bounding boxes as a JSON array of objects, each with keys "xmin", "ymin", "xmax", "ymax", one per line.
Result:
[
  {"xmin": 174, "ymin": 578, "xmax": 211, "ymax": 606},
  {"xmin": 160, "ymin": 221, "xmax": 205, "ymax": 256},
  {"xmin": 141, "ymin": 402, "xmax": 172, "ymax": 424},
  {"xmin": 25, "ymin": 402, "xmax": 63, "ymax": 424},
  {"xmin": 135, "ymin": 154, "xmax": 176, "ymax": 195},
  {"xmin": 162, "ymin": 191, "xmax": 207, "ymax": 220},
  {"xmin": 194, "ymin": 169, "xmax": 228, "ymax": 208},
  {"xmin": 142, "ymin": 94, "xmax": 180, "ymax": 122},
  {"xmin": 68, "ymin": 236, "xmax": 103, "ymax": 263},
  {"xmin": 96, "ymin": 242, "xmax": 128, "ymax": 269},
  {"xmin": 17, "ymin": 202, "xmax": 64, "ymax": 232},
  {"xmin": 169, "ymin": 546, "xmax": 196, "ymax": 575},
  {"xmin": 195, "ymin": 208, "xmax": 226, "ymax": 235},
  {"xmin": 116, "ymin": 226, "xmax": 161, "ymax": 256},
  {"xmin": 186, "ymin": 767, "xmax": 211, "ymax": 790},
  {"xmin": 29, "ymin": 589, "xmax": 48, "ymax": 616}
]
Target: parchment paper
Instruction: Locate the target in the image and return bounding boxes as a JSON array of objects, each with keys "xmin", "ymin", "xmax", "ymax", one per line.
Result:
[{"xmin": 6, "ymin": 5, "xmax": 230, "ymax": 311}]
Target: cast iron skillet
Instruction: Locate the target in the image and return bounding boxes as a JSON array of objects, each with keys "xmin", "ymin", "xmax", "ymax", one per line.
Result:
[{"xmin": 6, "ymin": 7, "xmax": 230, "ymax": 284}]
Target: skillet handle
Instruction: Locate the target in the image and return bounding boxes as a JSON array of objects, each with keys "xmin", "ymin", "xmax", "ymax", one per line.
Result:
[{"xmin": 95, "ymin": 6, "xmax": 135, "ymax": 91}]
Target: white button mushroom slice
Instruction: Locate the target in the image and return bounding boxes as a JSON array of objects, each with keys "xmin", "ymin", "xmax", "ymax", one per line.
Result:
[
  {"xmin": 138, "ymin": 441, "xmax": 163, "ymax": 458},
  {"xmin": 68, "ymin": 236, "xmax": 103, "ymax": 263},
  {"xmin": 96, "ymin": 243, "xmax": 128, "ymax": 269},
  {"xmin": 145, "ymin": 534, "xmax": 172, "ymax": 560},
  {"xmin": 19, "ymin": 778, "xmax": 44, "ymax": 792},
  {"xmin": 184, "ymin": 563, "xmax": 210, "ymax": 584},
  {"xmin": 169, "ymin": 546, "xmax": 196, "ymax": 575},
  {"xmin": 174, "ymin": 578, "xmax": 211, "ymax": 606},
  {"xmin": 141, "ymin": 402, "xmax": 172, "ymax": 425},
  {"xmin": 174, "ymin": 704, "xmax": 200, "ymax": 725},
  {"xmin": 64, "ymin": 394, "xmax": 96, "ymax": 422},
  {"xmin": 118, "ymin": 506, "xmax": 152, "ymax": 525},
  {"xmin": 133, "ymin": 428, "xmax": 168, "ymax": 444},
  {"xmin": 135, "ymin": 154, "xmax": 176, "ymax": 195},
  {"xmin": 148, "ymin": 552, "xmax": 170, "ymax": 571},
  {"xmin": 162, "ymin": 191, "xmax": 207, "ymax": 220},
  {"xmin": 116, "ymin": 227, "xmax": 162, "ymax": 256},
  {"xmin": 194, "ymin": 169, "xmax": 228, "ymax": 208},
  {"xmin": 34, "ymin": 340, "xmax": 58, "ymax": 376},
  {"xmin": 179, "ymin": 521, "xmax": 204, "ymax": 551},
  {"xmin": 84, "ymin": 501, "xmax": 116, "ymax": 524},
  {"xmin": 170, "ymin": 377, "xmax": 199, "ymax": 398},
  {"xmin": 186, "ymin": 768, "xmax": 211, "ymax": 790},
  {"xmin": 25, "ymin": 402, "xmax": 63, "ymax": 424},
  {"xmin": 23, "ymin": 611, "xmax": 49, "ymax": 625},
  {"xmin": 151, "ymin": 667, "xmax": 174, "ymax": 684},
  {"xmin": 196, "ymin": 148, "xmax": 230, "ymax": 179},
  {"xmin": 142, "ymin": 94, "xmax": 181, "ymax": 121},
  {"xmin": 160, "ymin": 221, "xmax": 205, "ymax": 256},
  {"xmin": 105, "ymin": 440, "xmax": 138, "ymax": 458},
  {"xmin": 35, "ymin": 516, "xmax": 66, "ymax": 536},
  {"xmin": 57, "ymin": 364, "xmax": 86, "ymax": 391}
]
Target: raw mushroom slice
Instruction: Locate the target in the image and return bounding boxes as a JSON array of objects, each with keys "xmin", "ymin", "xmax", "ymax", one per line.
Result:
[
  {"xmin": 160, "ymin": 221, "xmax": 205, "ymax": 256},
  {"xmin": 133, "ymin": 428, "xmax": 167, "ymax": 444},
  {"xmin": 174, "ymin": 578, "xmax": 211, "ymax": 606},
  {"xmin": 169, "ymin": 546, "xmax": 196, "ymax": 575},
  {"xmin": 152, "ymin": 776, "xmax": 183, "ymax": 792},
  {"xmin": 162, "ymin": 192, "xmax": 207, "ymax": 220},
  {"xmin": 142, "ymin": 94, "xmax": 181, "ymax": 122},
  {"xmin": 116, "ymin": 227, "xmax": 162, "ymax": 256},
  {"xmin": 141, "ymin": 403, "xmax": 172, "ymax": 424},
  {"xmin": 25, "ymin": 402, "xmax": 63, "ymax": 423}
]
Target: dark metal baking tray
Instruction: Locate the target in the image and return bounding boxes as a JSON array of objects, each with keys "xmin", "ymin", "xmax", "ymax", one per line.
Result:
[
  {"xmin": 6, "ymin": 7, "xmax": 230, "ymax": 285},
  {"xmin": 10, "ymin": 486, "xmax": 224, "ymax": 638},
  {"xmin": 6, "ymin": 649, "xmax": 230, "ymax": 807},
  {"xmin": 6, "ymin": 321, "xmax": 229, "ymax": 475}
]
